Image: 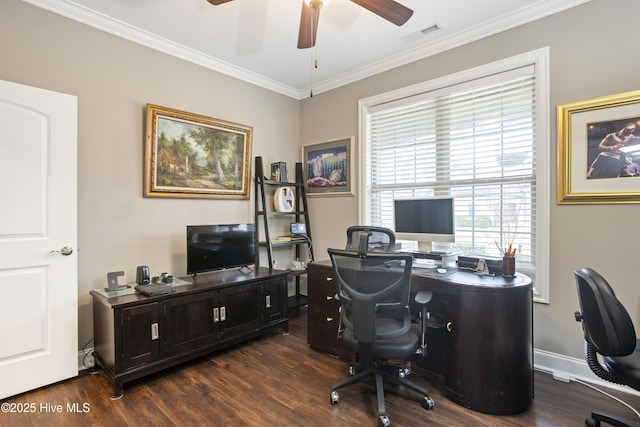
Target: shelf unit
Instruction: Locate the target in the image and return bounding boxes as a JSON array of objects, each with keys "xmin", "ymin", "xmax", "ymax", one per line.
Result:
[{"xmin": 254, "ymin": 156, "xmax": 314, "ymax": 312}]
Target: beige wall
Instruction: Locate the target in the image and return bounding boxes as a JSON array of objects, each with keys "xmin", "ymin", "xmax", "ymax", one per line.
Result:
[
  {"xmin": 301, "ymin": 0, "xmax": 640, "ymax": 360},
  {"xmin": 2, "ymin": 0, "xmax": 639, "ymax": 363},
  {"xmin": 1, "ymin": 0, "xmax": 300, "ymax": 348}
]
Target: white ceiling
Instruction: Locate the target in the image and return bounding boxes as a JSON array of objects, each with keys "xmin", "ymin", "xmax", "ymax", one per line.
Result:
[{"xmin": 26, "ymin": 0, "xmax": 589, "ymax": 99}]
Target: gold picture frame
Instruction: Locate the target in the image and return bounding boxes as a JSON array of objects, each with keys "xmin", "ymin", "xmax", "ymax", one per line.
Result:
[
  {"xmin": 557, "ymin": 90, "xmax": 640, "ymax": 204},
  {"xmin": 144, "ymin": 104, "xmax": 252, "ymax": 199}
]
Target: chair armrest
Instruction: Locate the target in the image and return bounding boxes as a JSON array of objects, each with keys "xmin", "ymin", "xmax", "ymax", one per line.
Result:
[
  {"xmin": 415, "ymin": 290, "xmax": 433, "ymax": 306},
  {"xmin": 590, "ymin": 411, "xmax": 636, "ymax": 427}
]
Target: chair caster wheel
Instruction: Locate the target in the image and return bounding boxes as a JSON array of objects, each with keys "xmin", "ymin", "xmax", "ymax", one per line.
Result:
[
  {"xmin": 398, "ymin": 367, "xmax": 410, "ymax": 378},
  {"xmin": 422, "ymin": 396, "xmax": 435, "ymax": 410},
  {"xmin": 330, "ymin": 391, "xmax": 339, "ymax": 405},
  {"xmin": 585, "ymin": 418, "xmax": 598, "ymax": 427},
  {"xmin": 378, "ymin": 415, "xmax": 391, "ymax": 427}
]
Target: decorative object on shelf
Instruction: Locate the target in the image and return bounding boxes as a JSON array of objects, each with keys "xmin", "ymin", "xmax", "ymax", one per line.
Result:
[
  {"xmin": 135, "ymin": 265, "xmax": 150, "ymax": 285},
  {"xmin": 557, "ymin": 90, "xmax": 640, "ymax": 204},
  {"xmin": 271, "ymin": 162, "xmax": 287, "ymax": 182},
  {"xmin": 302, "ymin": 137, "xmax": 354, "ymax": 196},
  {"xmin": 144, "ymin": 104, "xmax": 253, "ymax": 199},
  {"xmin": 105, "ymin": 271, "xmax": 129, "ymax": 292},
  {"xmin": 273, "ymin": 186, "xmax": 295, "ymax": 212}
]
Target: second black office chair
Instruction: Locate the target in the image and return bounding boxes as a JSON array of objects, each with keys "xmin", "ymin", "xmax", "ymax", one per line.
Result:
[
  {"xmin": 574, "ymin": 268, "xmax": 640, "ymax": 427},
  {"xmin": 328, "ymin": 240, "xmax": 434, "ymax": 427}
]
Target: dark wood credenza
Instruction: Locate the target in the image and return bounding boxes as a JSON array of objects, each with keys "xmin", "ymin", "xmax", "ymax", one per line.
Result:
[
  {"xmin": 307, "ymin": 260, "xmax": 533, "ymax": 415},
  {"xmin": 91, "ymin": 267, "xmax": 288, "ymax": 399}
]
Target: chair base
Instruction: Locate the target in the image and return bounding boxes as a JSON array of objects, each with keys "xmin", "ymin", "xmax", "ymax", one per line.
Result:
[{"xmin": 330, "ymin": 361, "xmax": 434, "ymax": 426}]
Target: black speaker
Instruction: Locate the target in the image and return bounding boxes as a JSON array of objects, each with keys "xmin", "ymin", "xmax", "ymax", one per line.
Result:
[{"xmin": 136, "ymin": 265, "xmax": 150, "ymax": 285}]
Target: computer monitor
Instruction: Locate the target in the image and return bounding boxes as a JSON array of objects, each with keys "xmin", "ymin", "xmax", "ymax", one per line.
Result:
[{"xmin": 393, "ymin": 197, "xmax": 455, "ymax": 253}]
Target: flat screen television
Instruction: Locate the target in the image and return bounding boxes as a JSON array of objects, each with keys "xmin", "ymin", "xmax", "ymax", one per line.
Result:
[
  {"xmin": 393, "ymin": 197, "xmax": 455, "ymax": 253},
  {"xmin": 186, "ymin": 223, "xmax": 255, "ymax": 275}
]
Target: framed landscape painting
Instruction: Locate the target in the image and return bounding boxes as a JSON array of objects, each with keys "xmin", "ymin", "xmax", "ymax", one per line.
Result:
[
  {"xmin": 144, "ymin": 104, "xmax": 252, "ymax": 199},
  {"xmin": 302, "ymin": 137, "xmax": 354, "ymax": 197}
]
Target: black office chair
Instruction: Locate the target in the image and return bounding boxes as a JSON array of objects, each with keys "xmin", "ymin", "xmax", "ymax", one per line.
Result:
[
  {"xmin": 345, "ymin": 225, "xmax": 396, "ymax": 252},
  {"xmin": 328, "ymin": 241, "xmax": 434, "ymax": 427},
  {"xmin": 574, "ymin": 268, "xmax": 640, "ymax": 427}
]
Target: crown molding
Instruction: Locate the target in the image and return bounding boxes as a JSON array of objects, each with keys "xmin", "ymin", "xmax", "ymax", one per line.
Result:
[{"xmin": 24, "ymin": 0, "xmax": 591, "ymax": 100}]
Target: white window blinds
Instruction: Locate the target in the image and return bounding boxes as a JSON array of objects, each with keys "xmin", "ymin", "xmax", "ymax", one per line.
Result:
[{"xmin": 363, "ymin": 65, "xmax": 537, "ymax": 275}]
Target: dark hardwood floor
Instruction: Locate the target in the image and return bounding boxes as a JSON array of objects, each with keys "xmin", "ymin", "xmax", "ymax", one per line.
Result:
[{"xmin": 2, "ymin": 308, "xmax": 639, "ymax": 426}]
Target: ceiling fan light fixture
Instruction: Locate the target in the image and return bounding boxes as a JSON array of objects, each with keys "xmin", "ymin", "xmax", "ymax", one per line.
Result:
[{"xmin": 303, "ymin": 0, "xmax": 327, "ymax": 9}]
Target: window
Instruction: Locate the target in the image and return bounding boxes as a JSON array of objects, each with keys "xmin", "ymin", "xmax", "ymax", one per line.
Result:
[{"xmin": 358, "ymin": 49, "xmax": 549, "ymax": 302}]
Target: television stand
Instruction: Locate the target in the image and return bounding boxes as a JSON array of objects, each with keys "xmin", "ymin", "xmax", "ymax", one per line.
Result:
[{"xmin": 91, "ymin": 267, "xmax": 289, "ymax": 399}]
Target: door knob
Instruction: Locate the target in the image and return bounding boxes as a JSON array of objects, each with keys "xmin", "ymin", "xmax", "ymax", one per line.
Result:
[{"xmin": 50, "ymin": 246, "xmax": 73, "ymax": 256}]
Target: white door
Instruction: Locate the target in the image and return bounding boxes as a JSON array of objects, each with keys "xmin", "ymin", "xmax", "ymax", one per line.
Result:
[{"xmin": 0, "ymin": 80, "xmax": 78, "ymax": 399}]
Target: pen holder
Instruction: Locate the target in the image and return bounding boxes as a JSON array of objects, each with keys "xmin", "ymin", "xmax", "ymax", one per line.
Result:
[{"xmin": 502, "ymin": 257, "xmax": 516, "ymax": 277}]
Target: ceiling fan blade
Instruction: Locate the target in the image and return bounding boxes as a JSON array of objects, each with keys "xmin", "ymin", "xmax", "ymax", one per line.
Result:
[
  {"xmin": 297, "ymin": 1, "xmax": 320, "ymax": 49},
  {"xmin": 206, "ymin": 0, "xmax": 234, "ymax": 5},
  {"xmin": 350, "ymin": 0, "xmax": 413, "ymax": 26}
]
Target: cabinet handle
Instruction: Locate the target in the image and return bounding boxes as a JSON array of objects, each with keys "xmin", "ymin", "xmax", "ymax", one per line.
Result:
[
  {"xmin": 326, "ymin": 277, "xmax": 333, "ymax": 282},
  {"xmin": 446, "ymin": 322, "xmax": 453, "ymax": 332},
  {"xmin": 326, "ymin": 317, "xmax": 333, "ymax": 322},
  {"xmin": 213, "ymin": 307, "xmax": 219, "ymax": 323},
  {"xmin": 151, "ymin": 323, "xmax": 159, "ymax": 340},
  {"xmin": 220, "ymin": 306, "xmax": 226, "ymax": 322},
  {"xmin": 326, "ymin": 295, "xmax": 333, "ymax": 301},
  {"xmin": 266, "ymin": 295, "xmax": 271, "ymax": 308}
]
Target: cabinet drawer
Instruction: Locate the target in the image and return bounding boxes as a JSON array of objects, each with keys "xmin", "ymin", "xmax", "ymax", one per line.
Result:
[{"xmin": 307, "ymin": 263, "xmax": 354, "ymax": 361}]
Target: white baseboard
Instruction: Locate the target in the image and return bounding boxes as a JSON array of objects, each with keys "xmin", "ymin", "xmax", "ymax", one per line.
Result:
[{"xmin": 534, "ymin": 348, "xmax": 640, "ymax": 397}]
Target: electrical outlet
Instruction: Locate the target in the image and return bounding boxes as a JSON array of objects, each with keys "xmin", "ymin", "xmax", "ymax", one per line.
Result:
[{"xmin": 84, "ymin": 352, "xmax": 95, "ymax": 368}]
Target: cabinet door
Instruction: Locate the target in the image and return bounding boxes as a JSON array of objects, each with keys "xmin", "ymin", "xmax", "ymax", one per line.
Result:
[
  {"xmin": 163, "ymin": 291, "xmax": 219, "ymax": 356},
  {"xmin": 263, "ymin": 277, "xmax": 287, "ymax": 325},
  {"xmin": 444, "ymin": 287, "xmax": 533, "ymax": 414},
  {"xmin": 120, "ymin": 303, "xmax": 160, "ymax": 371},
  {"xmin": 219, "ymin": 282, "xmax": 261, "ymax": 339}
]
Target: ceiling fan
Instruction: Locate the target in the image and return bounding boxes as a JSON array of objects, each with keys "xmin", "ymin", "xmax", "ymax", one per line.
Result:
[{"xmin": 206, "ymin": 0, "xmax": 414, "ymax": 49}]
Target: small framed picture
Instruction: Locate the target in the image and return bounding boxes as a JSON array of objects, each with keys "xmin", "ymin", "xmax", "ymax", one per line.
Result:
[
  {"xmin": 270, "ymin": 162, "xmax": 287, "ymax": 182},
  {"xmin": 302, "ymin": 137, "xmax": 354, "ymax": 197}
]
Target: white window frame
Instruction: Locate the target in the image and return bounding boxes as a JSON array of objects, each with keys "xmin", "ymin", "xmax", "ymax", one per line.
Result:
[{"xmin": 357, "ymin": 48, "xmax": 550, "ymax": 303}]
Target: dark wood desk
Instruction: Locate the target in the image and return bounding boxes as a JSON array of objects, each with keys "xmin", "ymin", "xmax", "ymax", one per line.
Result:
[{"xmin": 307, "ymin": 261, "xmax": 533, "ymax": 415}]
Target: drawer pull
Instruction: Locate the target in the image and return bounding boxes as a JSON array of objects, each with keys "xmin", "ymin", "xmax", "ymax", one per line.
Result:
[
  {"xmin": 326, "ymin": 295, "xmax": 333, "ymax": 301},
  {"xmin": 326, "ymin": 277, "xmax": 333, "ymax": 282},
  {"xmin": 326, "ymin": 317, "xmax": 333, "ymax": 322},
  {"xmin": 446, "ymin": 322, "xmax": 453, "ymax": 332},
  {"xmin": 151, "ymin": 323, "xmax": 159, "ymax": 340}
]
